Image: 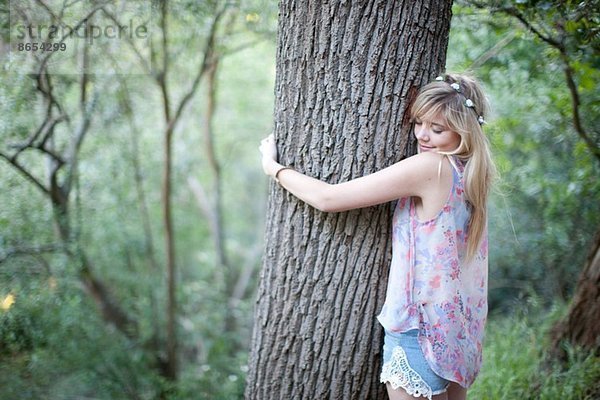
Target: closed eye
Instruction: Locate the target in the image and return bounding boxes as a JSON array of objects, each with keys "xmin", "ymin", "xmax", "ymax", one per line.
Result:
[{"xmin": 432, "ymin": 123, "xmax": 447, "ymax": 134}]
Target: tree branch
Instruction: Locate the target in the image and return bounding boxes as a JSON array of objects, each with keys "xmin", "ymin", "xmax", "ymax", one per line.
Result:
[
  {"xmin": 0, "ymin": 151, "xmax": 50, "ymax": 197},
  {"xmin": 469, "ymin": 31, "xmax": 516, "ymax": 69},
  {"xmin": 63, "ymin": 70, "xmax": 97, "ymax": 197},
  {"xmin": 463, "ymin": 0, "xmax": 599, "ymax": 162},
  {"xmin": 561, "ymin": 53, "xmax": 600, "ymax": 162},
  {"xmin": 187, "ymin": 176, "xmax": 213, "ymax": 220},
  {"xmin": 8, "ymin": 115, "xmax": 68, "ymax": 165},
  {"xmin": 465, "ymin": 1, "xmax": 562, "ymax": 49},
  {"xmin": 36, "ymin": 72, "xmax": 69, "ymax": 127},
  {"xmin": 33, "ymin": 0, "xmax": 58, "ymax": 21},
  {"xmin": 100, "ymin": 8, "xmax": 153, "ymax": 76},
  {"xmin": 36, "ymin": 3, "xmax": 110, "ymax": 76},
  {"xmin": 166, "ymin": 6, "xmax": 227, "ymax": 134},
  {"xmin": 158, "ymin": 0, "xmax": 172, "ymax": 123},
  {"xmin": 0, "ymin": 243, "xmax": 65, "ymax": 264},
  {"xmin": 502, "ymin": 6, "xmax": 563, "ymax": 50}
]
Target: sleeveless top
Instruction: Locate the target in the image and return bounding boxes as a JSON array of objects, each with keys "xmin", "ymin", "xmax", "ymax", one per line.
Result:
[{"xmin": 377, "ymin": 156, "xmax": 488, "ymax": 388}]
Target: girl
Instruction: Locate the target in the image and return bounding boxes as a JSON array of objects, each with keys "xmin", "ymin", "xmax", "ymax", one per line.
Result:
[{"xmin": 259, "ymin": 73, "xmax": 495, "ymax": 400}]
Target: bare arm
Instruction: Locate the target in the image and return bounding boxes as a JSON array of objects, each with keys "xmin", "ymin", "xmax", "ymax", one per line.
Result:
[{"xmin": 260, "ymin": 135, "xmax": 443, "ymax": 212}]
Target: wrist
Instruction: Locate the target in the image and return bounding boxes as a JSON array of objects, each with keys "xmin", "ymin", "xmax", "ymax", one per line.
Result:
[
  {"xmin": 274, "ymin": 165, "xmax": 293, "ymax": 184},
  {"xmin": 267, "ymin": 160, "xmax": 283, "ymax": 178}
]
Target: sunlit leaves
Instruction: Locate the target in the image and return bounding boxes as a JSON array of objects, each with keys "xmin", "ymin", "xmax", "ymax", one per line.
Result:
[{"xmin": 1, "ymin": 294, "xmax": 15, "ymax": 311}]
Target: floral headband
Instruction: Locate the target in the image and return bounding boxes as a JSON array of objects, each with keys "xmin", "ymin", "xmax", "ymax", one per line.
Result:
[{"xmin": 435, "ymin": 76, "xmax": 485, "ymax": 125}]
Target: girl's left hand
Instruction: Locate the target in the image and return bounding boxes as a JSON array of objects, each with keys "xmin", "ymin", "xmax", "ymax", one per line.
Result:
[{"xmin": 259, "ymin": 134, "xmax": 279, "ymax": 176}]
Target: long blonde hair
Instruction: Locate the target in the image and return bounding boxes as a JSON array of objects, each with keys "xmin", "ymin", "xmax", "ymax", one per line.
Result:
[{"xmin": 411, "ymin": 73, "xmax": 496, "ymax": 261}]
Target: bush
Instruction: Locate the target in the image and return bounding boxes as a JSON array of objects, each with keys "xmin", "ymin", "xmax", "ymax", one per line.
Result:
[{"xmin": 470, "ymin": 300, "xmax": 600, "ymax": 400}]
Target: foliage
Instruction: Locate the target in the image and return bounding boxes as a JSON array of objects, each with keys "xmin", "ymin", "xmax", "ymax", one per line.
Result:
[
  {"xmin": 0, "ymin": 0, "xmax": 598, "ymax": 398},
  {"xmin": 0, "ymin": 278, "xmax": 158, "ymax": 399},
  {"xmin": 1, "ymin": 0, "xmax": 277, "ymax": 398},
  {"xmin": 448, "ymin": 3, "xmax": 600, "ymax": 308},
  {"xmin": 470, "ymin": 299, "xmax": 600, "ymax": 399}
]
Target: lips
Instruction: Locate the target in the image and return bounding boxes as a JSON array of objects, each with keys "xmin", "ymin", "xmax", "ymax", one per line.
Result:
[{"xmin": 419, "ymin": 144, "xmax": 434, "ymax": 152}]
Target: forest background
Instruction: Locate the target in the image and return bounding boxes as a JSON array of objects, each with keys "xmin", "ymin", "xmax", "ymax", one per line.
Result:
[{"xmin": 0, "ymin": 1, "xmax": 598, "ymax": 399}]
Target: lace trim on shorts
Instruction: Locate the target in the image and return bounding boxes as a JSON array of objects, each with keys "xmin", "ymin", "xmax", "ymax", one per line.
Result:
[{"xmin": 380, "ymin": 346, "xmax": 434, "ymax": 400}]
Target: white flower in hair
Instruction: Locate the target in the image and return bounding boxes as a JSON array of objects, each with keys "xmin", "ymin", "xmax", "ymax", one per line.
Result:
[
  {"xmin": 478, "ymin": 116, "xmax": 486, "ymax": 125},
  {"xmin": 465, "ymin": 99, "xmax": 474, "ymax": 108},
  {"xmin": 450, "ymin": 83, "xmax": 460, "ymax": 91},
  {"xmin": 435, "ymin": 76, "xmax": 444, "ymax": 81}
]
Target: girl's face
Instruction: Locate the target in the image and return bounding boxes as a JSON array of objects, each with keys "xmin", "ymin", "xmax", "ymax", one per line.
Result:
[{"xmin": 413, "ymin": 116, "xmax": 461, "ymax": 153}]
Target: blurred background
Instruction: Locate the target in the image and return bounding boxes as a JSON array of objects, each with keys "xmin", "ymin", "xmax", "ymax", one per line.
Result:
[{"xmin": 1, "ymin": 1, "xmax": 598, "ymax": 399}]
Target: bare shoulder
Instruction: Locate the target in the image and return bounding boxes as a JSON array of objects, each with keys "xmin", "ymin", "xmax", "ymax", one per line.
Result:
[
  {"xmin": 398, "ymin": 152, "xmax": 455, "ymax": 192},
  {"xmin": 398, "ymin": 151, "xmax": 449, "ymax": 177},
  {"xmin": 370, "ymin": 151, "xmax": 451, "ymax": 199},
  {"xmin": 404, "ymin": 151, "xmax": 446, "ymax": 164}
]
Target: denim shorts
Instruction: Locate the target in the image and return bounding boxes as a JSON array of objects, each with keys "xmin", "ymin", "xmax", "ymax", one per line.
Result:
[{"xmin": 381, "ymin": 329, "xmax": 449, "ymax": 399}]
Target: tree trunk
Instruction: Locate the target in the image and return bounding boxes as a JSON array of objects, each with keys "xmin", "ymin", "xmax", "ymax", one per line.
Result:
[
  {"xmin": 245, "ymin": 1, "xmax": 453, "ymax": 399},
  {"xmin": 549, "ymin": 229, "xmax": 600, "ymax": 362},
  {"xmin": 158, "ymin": 1, "xmax": 179, "ymax": 374}
]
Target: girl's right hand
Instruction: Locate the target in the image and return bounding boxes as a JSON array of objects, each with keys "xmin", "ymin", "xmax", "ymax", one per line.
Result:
[{"xmin": 259, "ymin": 134, "xmax": 280, "ymax": 177}]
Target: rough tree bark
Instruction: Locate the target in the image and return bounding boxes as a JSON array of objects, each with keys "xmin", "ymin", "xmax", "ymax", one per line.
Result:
[
  {"xmin": 245, "ymin": 1, "xmax": 453, "ymax": 399},
  {"xmin": 549, "ymin": 230, "xmax": 600, "ymax": 361}
]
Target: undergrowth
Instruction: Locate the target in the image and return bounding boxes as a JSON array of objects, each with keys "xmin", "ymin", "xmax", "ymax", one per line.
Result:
[{"xmin": 469, "ymin": 299, "xmax": 600, "ymax": 400}]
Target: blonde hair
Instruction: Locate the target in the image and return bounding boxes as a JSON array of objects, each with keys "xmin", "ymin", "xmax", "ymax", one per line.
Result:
[{"xmin": 411, "ymin": 73, "xmax": 496, "ymax": 261}]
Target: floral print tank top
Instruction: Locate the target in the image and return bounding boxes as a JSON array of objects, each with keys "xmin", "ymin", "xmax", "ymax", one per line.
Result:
[{"xmin": 377, "ymin": 156, "xmax": 488, "ymax": 388}]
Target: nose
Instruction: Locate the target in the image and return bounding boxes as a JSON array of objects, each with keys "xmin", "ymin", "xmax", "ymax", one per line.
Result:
[{"xmin": 415, "ymin": 124, "xmax": 429, "ymax": 141}]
